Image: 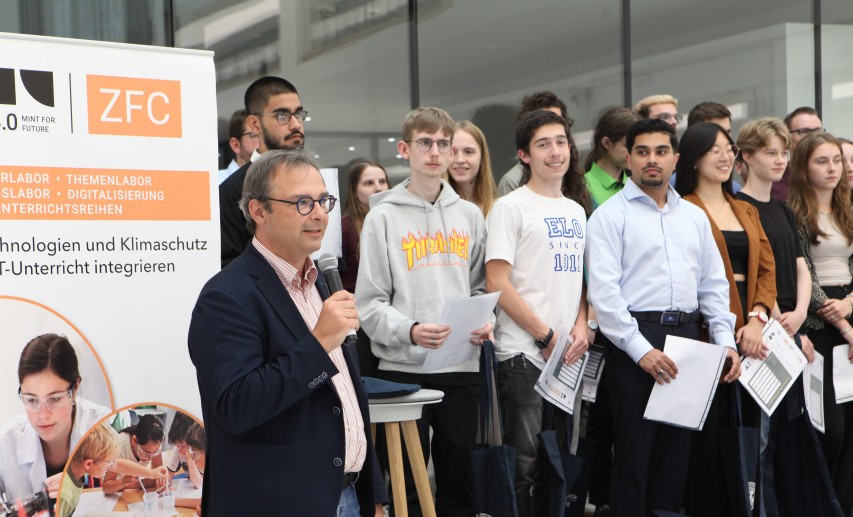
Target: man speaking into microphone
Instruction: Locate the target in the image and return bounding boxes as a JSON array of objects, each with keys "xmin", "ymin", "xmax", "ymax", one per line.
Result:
[{"xmin": 188, "ymin": 149, "xmax": 386, "ymax": 516}]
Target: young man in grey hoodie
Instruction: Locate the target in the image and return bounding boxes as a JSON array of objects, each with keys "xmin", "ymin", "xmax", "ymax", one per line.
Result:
[{"xmin": 355, "ymin": 107, "xmax": 492, "ymax": 517}]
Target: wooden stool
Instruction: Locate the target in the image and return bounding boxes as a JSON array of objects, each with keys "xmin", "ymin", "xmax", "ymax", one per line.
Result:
[{"xmin": 368, "ymin": 389, "xmax": 444, "ymax": 517}]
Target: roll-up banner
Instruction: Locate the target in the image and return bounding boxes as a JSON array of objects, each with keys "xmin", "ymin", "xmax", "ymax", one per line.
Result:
[{"xmin": 0, "ymin": 32, "xmax": 218, "ymax": 419}]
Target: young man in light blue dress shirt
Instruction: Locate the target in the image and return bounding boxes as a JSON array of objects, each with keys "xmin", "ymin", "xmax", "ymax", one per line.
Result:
[{"xmin": 585, "ymin": 118, "xmax": 741, "ymax": 517}]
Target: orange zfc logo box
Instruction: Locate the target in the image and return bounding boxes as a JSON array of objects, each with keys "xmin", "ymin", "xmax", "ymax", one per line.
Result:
[{"xmin": 86, "ymin": 75, "xmax": 182, "ymax": 138}]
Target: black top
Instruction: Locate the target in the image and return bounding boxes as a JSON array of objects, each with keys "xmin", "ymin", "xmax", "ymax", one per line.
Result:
[
  {"xmin": 219, "ymin": 162, "xmax": 252, "ymax": 268},
  {"xmin": 722, "ymin": 230, "xmax": 749, "ymax": 276},
  {"xmin": 736, "ymin": 192, "xmax": 804, "ymax": 316}
]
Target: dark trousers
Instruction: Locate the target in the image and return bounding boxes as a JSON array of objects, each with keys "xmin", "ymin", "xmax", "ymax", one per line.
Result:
[
  {"xmin": 605, "ymin": 320, "xmax": 700, "ymax": 517},
  {"xmin": 586, "ymin": 333, "xmax": 614, "ymax": 507},
  {"xmin": 810, "ymin": 312, "xmax": 853, "ymax": 514},
  {"xmin": 355, "ymin": 329, "xmax": 379, "ymax": 378},
  {"xmin": 377, "ymin": 370, "xmax": 478, "ymax": 517},
  {"xmin": 495, "ymin": 354, "xmax": 572, "ymax": 517}
]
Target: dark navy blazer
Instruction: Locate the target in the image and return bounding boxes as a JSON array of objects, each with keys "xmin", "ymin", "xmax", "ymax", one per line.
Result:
[{"xmin": 189, "ymin": 243, "xmax": 385, "ymax": 515}]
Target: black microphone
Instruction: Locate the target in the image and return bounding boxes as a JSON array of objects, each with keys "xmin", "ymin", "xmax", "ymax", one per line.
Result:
[{"xmin": 317, "ymin": 253, "xmax": 358, "ymax": 346}]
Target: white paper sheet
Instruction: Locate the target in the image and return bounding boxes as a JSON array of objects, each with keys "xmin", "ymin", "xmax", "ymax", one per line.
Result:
[
  {"xmin": 534, "ymin": 327, "xmax": 588, "ymax": 415},
  {"xmin": 581, "ymin": 343, "xmax": 605, "ymax": 403},
  {"xmin": 73, "ymin": 490, "xmax": 121, "ymax": 515},
  {"xmin": 171, "ymin": 477, "xmax": 202, "ymax": 498},
  {"xmin": 643, "ymin": 335, "xmax": 726, "ymax": 431},
  {"xmin": 738, "ymin": 319, "xmax": 808, "ymax": 415},
  {"xmin": 804, "ymin": 351, "xmax": 826, "ymax": 433},
  {"xmin": 420, "ymin": 292, "xmax": 500, "ymax": 372},
  {"xmin": 832, "ymin": 344, "xmax": 853, "ymax": 403}
]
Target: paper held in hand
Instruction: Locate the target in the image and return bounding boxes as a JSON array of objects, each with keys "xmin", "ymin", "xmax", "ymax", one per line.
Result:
[
  {"xmin": 738, "ymin": 319, "xmax": 808, "ymax": 415},
  {"xmin": 832, "ymin": 344, "xmax": 853, "ymax": 404},
  {"xmin": 581, "ymin": 343, "xmax": 605, "ymax": 403},
  {"xmin": 534, "ymin": 326, "xmax": 588, "ymax": 415},
  {"xmin": 804, "ymin": 350, "xmax": 825, "ymax": 433},
  {"xmin": 420, "ymin": 291, "xmax": 501, "ymax": 372},
  {"xmin": 643, "ymin": 335, "xmax": 727, "ymax": 431}
]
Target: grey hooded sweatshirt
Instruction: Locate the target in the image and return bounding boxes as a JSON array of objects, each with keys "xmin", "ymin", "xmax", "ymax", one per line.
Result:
[{"xmin": 355, "ymin": 178, "xmax": 488, "ymax": 374}]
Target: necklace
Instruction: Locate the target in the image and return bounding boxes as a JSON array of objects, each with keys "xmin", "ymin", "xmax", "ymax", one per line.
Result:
[
  {"xmin": 704, "ymin": 199, "xmax": 727, "ymax": 214},
  {"xmin": 819, "ymin": 209, "xmax": 832, "ymax": 216}
]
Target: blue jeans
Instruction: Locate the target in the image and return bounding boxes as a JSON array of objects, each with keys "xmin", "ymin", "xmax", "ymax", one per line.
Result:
[
  {"xmin": 336, "ymin": 482, "xmax": 360, "ymax": 517},
  {"xmin": 496, "ymin": 354, "xmax": 546, "ymax": 517}
]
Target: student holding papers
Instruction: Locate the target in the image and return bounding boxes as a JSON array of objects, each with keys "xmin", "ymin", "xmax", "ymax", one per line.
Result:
[
  {"xmin": 485, "ymin": 109, "xmax": 590, "ymax": 517},
  {"xmin": 675, "ymin": 121, "xmax": 777, "ymax": 517},
  {"xmin": 355, "ymin": 107, "xmax": 492, "ymax": 517},
  {"xmin": 736, "ymin": 118, "xmax": 818, "ymax": 511},
  {"xmin": 789, "ymin": 131, "xmax": 853, "ymax": 512},
  {"xmin": 587, "ymin": 118, "xmax": 740, "ymax": 517}
]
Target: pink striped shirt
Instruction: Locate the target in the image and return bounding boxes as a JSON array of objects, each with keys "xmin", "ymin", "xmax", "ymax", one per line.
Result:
[{"xmin": 254, "ymin": 238, "xmax": 367, "ymax": 473}]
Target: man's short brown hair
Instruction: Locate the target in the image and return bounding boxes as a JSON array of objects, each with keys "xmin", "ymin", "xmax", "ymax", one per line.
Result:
[{"xmin": 401, "ymin": 107, "xmax": 455, "ymax": 142}]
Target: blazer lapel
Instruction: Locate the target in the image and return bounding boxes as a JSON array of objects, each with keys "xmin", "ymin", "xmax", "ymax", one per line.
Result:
[{"xmin": 245, "ymin": 245, "xmax": 310, "ymax": 340}]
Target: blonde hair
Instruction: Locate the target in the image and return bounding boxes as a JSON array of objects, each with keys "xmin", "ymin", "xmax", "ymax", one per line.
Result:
[
  {"xmin": 401, "ymin": 107, "xmax": 455, "ymax": 142},
  {"xmin": 71, "ymin": 423, "xmax": 120, "ymax": 465},
  {"xmin": 789, "ymin": 132, "xmax": 853, "ymax": 245},
  {"xmin": 446, "ymin": 120, "xmax": 497, "ymax": 216},
  {"xmin": 634, "ymin": 94, "xmax": 679, "ymax": 118},
  {"xmin": 736, "ymin": 117, "xmax": 792, "ymax": 175}
]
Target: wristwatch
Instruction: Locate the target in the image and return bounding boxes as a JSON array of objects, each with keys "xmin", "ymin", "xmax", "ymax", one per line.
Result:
[
  {"xmin": 747, "ymin": 311, "xmax": 769, "ymax": 324},
  {"xmin": 535, "ymin": 328, "xmax": 554, "ymax": 349},
  {"xmin": 588, "ymin": 320, "xmax": 599, "ymax": 331}
]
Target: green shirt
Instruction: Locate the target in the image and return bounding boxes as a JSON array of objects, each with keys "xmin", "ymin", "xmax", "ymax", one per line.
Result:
[
  {"xmin": 584, "ymin": 162, "xmax": 628, "ymax": 208},
  {"xmin": 57, "ymin": 470, "xmax": 83, "ymax": 517}
]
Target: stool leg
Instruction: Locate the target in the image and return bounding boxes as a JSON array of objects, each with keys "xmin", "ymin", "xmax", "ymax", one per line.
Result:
[
  {"xmin": 385, "ymin": 422, "xmax": 408, "ymax": 517},
  {"xmin": 401, "ymin": 420, "xmax": 436, "ymax": 517},
  {"xmin": 371, "ymin": 423, "xmax": 377, "ymax": 445}
]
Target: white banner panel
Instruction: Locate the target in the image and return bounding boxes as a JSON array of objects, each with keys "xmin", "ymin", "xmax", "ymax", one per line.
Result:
[{"xmin": 0, "ymin": 32, "xmax": 218, "ymax": 419}]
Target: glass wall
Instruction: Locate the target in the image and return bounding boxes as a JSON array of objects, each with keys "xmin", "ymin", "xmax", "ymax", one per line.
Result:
[
  {"xmin": 174, "ymin": 0, "xmax": 412, "ymax": 188},
  {"xmin": 630, "ymin": 0, "xmax": 814, "ymax": 137},
  {"xmin": 821, "ymin": 0, "xmax": 853, "ymax": 139},
  {"xmin": 5, "ymin": 0, "xmax": 844, "ymax": 186},
  {"xmin": 0, "ymin": 0, "xmax": 170, "ymax": 46},
  {"xmin": 417, "ymin": 0, "xmax": 623, "ymax": 179}
]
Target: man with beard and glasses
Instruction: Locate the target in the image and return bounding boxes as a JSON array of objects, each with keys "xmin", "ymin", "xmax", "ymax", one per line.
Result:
[
  {"xmin": 218, "ymin": 109, "xmax": 259, "ymax": 184},
  {"xmin": 219, "ymin": 76, "xmax": 307, "ymax": 267},
  {"xmin": 586, "ymin": 118, "xmax": 740, "ymax": 516}
]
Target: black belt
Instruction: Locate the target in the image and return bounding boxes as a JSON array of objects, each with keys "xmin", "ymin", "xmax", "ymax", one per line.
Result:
[
  {"xmin": 342, "ymin": 471, "xmax": 358, "ymax": 489},
  {"xmin": 630, "ymin": 310, "xmax": 702, "ymax": 326}
]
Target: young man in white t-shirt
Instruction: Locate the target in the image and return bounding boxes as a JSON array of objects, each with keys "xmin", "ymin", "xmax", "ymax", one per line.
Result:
[{"xmin": 485, "ymin": 109, "xmax": 590, "ymax": 517}]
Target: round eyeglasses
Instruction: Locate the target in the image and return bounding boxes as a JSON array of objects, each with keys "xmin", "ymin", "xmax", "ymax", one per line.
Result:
[
  {"xmin": 654, "ymin": 112, "xmax": 683, "ymax": 125},
  {"xmin": 19, "ymin": 385, "xmax": 74, "ymax": 412},
  {"xmin": 266, "ymin": 194, "xmax": 337, "ymax": 215},
  {"xmin": 407, "ymin": 138, "xmax": 452, "ymax": 154},
  {"xmin": 255, "ymin": 110, "xmax": 308, "ymax": 126},
  {"xmin": 790, "ymin": 127, "xmax": 825, "ymax": 137},
  {"xmin": 707, "ymin": 145, "xmax": 739, "ymax": 159}
]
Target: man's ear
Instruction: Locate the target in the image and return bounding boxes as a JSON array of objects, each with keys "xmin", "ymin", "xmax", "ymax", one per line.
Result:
[
  {"xmin": 248, "ymin": 198, "xmax": 268, "ymax": 228},
  {"xmin": 397, "ymin": 140, "xmax": 410, "ymax": 160},
  {"xmin": 247, "ymin": 114, "xmax": 262, "ymax": 135},
  {"xmin": 228, "ymin": 137, "xmax": 241, "ymax": 154},
  {"xmin": 517, "ymin": 148, "xmax": 531, "ymax": 165}
]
